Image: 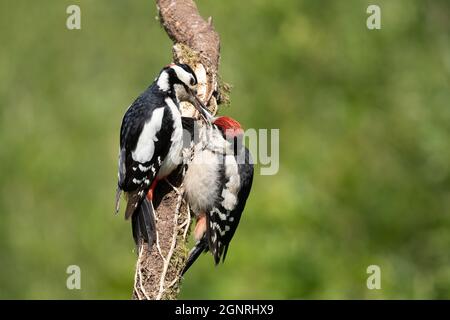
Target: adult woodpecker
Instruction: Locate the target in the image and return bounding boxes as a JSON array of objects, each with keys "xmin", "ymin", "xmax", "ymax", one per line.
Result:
[
  {"xmin": 181, "ymin": 115, "xmax": 254, "ymax": 274},
  {"xmin": 115, "ymin": 63, "xmax": 208, "ymax": 249}
]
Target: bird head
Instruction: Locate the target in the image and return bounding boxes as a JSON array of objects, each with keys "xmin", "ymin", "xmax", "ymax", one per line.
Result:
[
  {"xmin": 157, "ymin": 63, "xmax": 211, "ymax": 123},
  {"xmin": 157, "ymin": 63, "xmax": 197, "ymax": 97}
]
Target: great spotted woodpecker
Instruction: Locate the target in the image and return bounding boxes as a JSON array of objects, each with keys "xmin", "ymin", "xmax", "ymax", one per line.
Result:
[
  {"xmin": 181, "ymin": 115, "xmax": 254, "ymax": 274},
  {"xmin": 115, "ymin": 63, "xmax": 208, "ymax": 249}
]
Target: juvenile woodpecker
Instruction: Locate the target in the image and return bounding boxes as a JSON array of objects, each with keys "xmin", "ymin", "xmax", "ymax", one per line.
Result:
[
  {"xmin": 182, "ymin": 115, "xmax": 254, "ymax": 274},
  {"xmin": 115, "ymin": 63, "xmax": 207, "ymax": 249}
]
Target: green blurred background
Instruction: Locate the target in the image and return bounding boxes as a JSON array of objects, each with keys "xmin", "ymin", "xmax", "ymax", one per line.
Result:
[{"xmin": 0, "ymin": 0, "xmax": 449, "ymax": 299}]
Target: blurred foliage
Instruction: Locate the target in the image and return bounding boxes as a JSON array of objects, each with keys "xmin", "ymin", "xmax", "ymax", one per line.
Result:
[{"xmin": 0, "ymin": 0, "xmax": 449, "ymax": 299}]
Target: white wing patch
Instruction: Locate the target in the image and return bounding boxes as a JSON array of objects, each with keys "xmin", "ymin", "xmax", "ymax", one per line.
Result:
[
  {"xmin": 131, "ymin": 107, "xmax": 164, "ymax": 163},
  {"xmin": 158, "ymin": 97, "xmax": 183, "ymax": 178}
]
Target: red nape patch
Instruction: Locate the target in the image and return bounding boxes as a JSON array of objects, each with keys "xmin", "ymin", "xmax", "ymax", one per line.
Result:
[{"xmin": 214, "ymin": 116, "xmax": 244, "ymax": 137}]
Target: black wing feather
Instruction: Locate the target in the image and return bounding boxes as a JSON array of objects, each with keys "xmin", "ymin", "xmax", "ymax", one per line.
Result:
[
  {"xmin": 117, "ymin": 87, "xmax": 174, "ymax": 218},
  {"xmin": 206, "ymin": 147, "xmax": 254, "ymax": 264}
]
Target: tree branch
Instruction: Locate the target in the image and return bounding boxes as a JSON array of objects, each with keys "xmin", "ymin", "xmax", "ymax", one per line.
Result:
[
  {"xmin": 157, "ymin": 0, "xmax": 220, "ymax": 112},
  {"xmin": 132, "ymin": 0, "xmax": 221, "ymax": 300}
]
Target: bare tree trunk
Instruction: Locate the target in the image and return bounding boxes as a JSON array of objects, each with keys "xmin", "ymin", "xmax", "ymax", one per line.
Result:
[{"xmin": 132, "ymin": 0, "xmax": 220, "ymax": 300}]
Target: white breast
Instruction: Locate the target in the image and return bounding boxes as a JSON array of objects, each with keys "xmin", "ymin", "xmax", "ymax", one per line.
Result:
[
  {"xmin": 184, "ymin": 146, "xmax": 221, "ymax": 214},
  {"xmin": 184, "ymin": 124, "xmax": 233, "ymax": 215}
]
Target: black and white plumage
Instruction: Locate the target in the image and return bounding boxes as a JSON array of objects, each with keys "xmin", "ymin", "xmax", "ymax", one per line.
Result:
[
  {"xmin": 181, "ymin": 116, "xmax": 254, "ymax": 274},
  {"xmin": 115, "ymin": 63, "xmax": 207, "ymax": 249}
]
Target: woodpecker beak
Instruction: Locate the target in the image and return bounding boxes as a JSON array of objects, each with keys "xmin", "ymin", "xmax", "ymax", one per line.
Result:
[{"xmin": 187, "ymin": 88, "xmax": 214, "ymax": 124}]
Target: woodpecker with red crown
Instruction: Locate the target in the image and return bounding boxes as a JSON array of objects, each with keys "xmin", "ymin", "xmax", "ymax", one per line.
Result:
[
  {"xmin": 181, "ymin": 113, "xmax": 254, "ymax": 274},
  {"xmin": 115, "ymin": 63, "xmax": 208, "ymax": 249}
]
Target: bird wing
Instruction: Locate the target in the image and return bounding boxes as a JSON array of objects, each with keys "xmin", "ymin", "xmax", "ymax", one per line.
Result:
[
  {"xmin": 116, "ymin": 95, "xmax": 174, "ymax": 219},
  {"xmin": 206, "ymin": 148, "xmax": 254, "ymax": 264}
]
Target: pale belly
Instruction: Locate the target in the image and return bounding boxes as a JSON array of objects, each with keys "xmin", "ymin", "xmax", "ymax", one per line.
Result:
[{"xmin": 184, "ymin": 148, "xmax": 221, "ymax": 214}]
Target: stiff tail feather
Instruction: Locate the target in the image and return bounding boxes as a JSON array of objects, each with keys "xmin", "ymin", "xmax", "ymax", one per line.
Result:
[
  {"xmin": 182, "ymin": 236, "xmax": 209, "ymax": 275},
  {"xmin": 131, "ymin": 197, "xmax": 156, "ymax": 252}
]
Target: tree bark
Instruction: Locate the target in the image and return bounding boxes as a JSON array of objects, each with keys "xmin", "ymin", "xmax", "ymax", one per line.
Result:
[{"xmin": 132, "ymin": 0, "xmax": 220, "ymax": 300}]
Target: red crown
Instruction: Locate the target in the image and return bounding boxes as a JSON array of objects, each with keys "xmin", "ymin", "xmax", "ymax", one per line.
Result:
[{"xmin": 213, "ymin": 116, "xmax": 244, "ymax": 137}]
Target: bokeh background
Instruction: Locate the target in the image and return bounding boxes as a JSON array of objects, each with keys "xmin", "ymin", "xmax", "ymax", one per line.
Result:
[{"xmin": 0, "ymin": 0, "xmax": 449, "ymax": 299}]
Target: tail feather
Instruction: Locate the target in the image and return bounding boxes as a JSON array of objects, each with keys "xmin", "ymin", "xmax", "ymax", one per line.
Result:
[
  {"xmin": 182, "ymin": 236, "xmax": 209, "ymax": 275},
  {"xmin": 221, "ymin": 244, "xmax": 230, "ymax": 264},
  {"xmin": 131, "ymin": 208, "xmax": 145, "ymax": 245},
  {"xmin": 131, "ymin": 198, "xmax": 156, "ymax": 251}
]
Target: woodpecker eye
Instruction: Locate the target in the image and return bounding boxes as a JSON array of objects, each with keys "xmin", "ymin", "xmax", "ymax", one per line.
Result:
[{"xmin": 190, "ymin": 77, "xmax": 196, "ymax": 86}]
